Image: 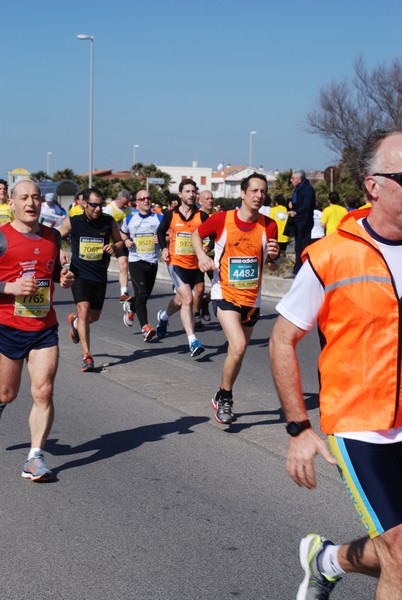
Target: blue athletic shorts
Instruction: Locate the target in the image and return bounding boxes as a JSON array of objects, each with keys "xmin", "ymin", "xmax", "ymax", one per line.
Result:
[
  {"xmin": 0, "ymin": 323, "xmax": 59, "ymax": 360},
  {"xmin": 329, "ymin": 435, "xmax": 402, "ymax": 538},
  {"xmin": 212, "ymin": 299, "xmax": 260, "ymax": 327}
]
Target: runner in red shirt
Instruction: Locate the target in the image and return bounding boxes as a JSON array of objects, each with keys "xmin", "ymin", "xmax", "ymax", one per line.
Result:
[
  {"xmin": 193, "ymin": 173, "xmax": 279, "ymax": 425},
  {"xmin": 0, "ymin": 179, "xmax": 74, "ymax": 481}
]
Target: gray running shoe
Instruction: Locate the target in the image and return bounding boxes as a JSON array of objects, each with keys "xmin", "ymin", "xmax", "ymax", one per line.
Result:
[
  {"xmin": 211, "ymin": 392, "xmax": 237, "ymax": 425},
  {"xmin": 68, "ymin": 313, "xmax": 79, "ymax": 344},
  {"xmin": 82, "ymin": 354, "xmax": 95, "ymax": 372},
  {"xmin": 211, "ymin": 394, "xmax": 237, "ymax": 425},
  {"xmin": 123, "ymin": 300, "xmax": 135, "ymax": 327},
  {"xmin": 156, "ymin": 310, "xmax": 169, "ymax": 339},
  {"xmin": 297, "ymin": 534, "xmax": 341, "ymax": 599},
  {"xmin": 22, "ymin": 452, "xmax": 53, "ymax": 482}
]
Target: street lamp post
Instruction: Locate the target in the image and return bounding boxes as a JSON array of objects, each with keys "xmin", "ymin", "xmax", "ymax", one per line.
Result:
[
  {"xmin": 132, "ymin": 144, "xmax": 139, "ymax": 166},
  {"xmin": 46, "ymin": 152, "xmax": 52, "ymax": 176},
  {"xmin": 249, "ymin": 131, "xmax": 257, "ymax": 168},
  {"xmin": 76, "ymin": 34, "xmax": 94, "ymax": 187}
]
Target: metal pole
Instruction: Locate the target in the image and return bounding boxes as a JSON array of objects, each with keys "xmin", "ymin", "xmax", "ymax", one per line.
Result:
[
  {"xmin": 249, "ymin": 131, "xmax": 256, "ymax": 167},
  {"xmin": 133, "ymin": 144, "xmax": 139, "ymax": 166},
  {"xmin": 77, "ymin": 35, "xmax": 94, "ymax": 187},
  {"xmin": 89, "ymin": 37, "xmax": 94, "ymax": 188},
  {"xmin": 46, "ymin": 152, "xmax": 52, "ymax": 176}
]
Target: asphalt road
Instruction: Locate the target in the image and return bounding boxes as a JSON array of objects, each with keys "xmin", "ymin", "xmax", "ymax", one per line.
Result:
[{"xmin": 0, "ymin": 277, "xmax": 376, "ymax": 599}]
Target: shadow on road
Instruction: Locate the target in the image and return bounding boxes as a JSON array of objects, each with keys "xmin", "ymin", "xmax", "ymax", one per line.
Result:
[{"xmin": 7, "ymin": 416, "xmax": 209, "ymax": 479}]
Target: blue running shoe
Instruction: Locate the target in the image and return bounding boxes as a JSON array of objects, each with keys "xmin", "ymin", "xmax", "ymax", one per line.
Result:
[
  {"xmin": 190, "ymin": 339, "xmax": 204, "ymax": 357},
  {"xmin": 22, "ymin": 452, "xmax": 53, "ymax": 482},
  {"xmin": 156, "ymin": 310, "xmax": 169, "ymax": 339}
]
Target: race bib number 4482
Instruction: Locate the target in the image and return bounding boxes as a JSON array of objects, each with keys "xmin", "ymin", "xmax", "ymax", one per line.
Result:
[{"xmin": 228, "ymin": 257, "xmax": 259, "ymax": 289}]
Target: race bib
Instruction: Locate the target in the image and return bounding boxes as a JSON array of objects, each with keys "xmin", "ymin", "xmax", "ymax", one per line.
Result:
[
  {"xmin": 176, "ymin": 232, "xmax": 195, "ymax": 255},
  {"xmin": 228, "ymin": 257, "xmax": 259, "ymax": 289},
  {"xmin": 14, "ymin": 279, "xmax": 51, "ymax": 318},
  {"xmin": 79, "ymin": 237, "xmax": 104, "ymax": 261},
  {"xmin": 135, "ymin": 233, "xmax": 155, "ymax": 253}
]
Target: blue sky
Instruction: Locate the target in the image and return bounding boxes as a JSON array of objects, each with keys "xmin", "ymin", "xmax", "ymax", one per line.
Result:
[{"xmin": 2, "ymin": 0, "xmax": 401, "ymax": 177}]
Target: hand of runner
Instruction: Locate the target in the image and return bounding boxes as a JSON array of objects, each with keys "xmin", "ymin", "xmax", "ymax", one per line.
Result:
[
  {"xmin": 103, "ymin": 243, "xmax": 115, "ymax": 255},
  {"xmin": 198, "ymin": 253, "xmax": 215, "ymax": 273},
  {"xmin": 5, "ymin": 276, "xmax": 38, "ymax": 296},
  {"xmin": 286, "ymin": 428, "xmax": 337, "ymax": 490},
  {"xmin": 267, "ymin": 238, "xmax": 280, "ymax": 260}
]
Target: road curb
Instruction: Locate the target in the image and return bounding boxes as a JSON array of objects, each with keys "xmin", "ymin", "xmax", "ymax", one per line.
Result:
[{"xmin": 108, "ymin": 257, "xmax": 292, "ymax": 300}]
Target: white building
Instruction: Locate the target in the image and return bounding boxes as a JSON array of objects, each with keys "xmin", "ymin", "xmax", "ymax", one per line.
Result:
[
  {"xmin": 211, "ymin": 165, "xmax": 277, "ymax": 199},
  {"xmin": 157, "ymin": 162, "xmax": 212, "ymax": 194}
]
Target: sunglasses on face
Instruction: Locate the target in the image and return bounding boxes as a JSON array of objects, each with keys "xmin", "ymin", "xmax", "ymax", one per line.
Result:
[
  {"xmin": 87, "ymin": 201, "xmax": 103, "ymax": 208},
  {"xmin": 373, "ymin": 172, "xmax": 402, "ymax": 186}
]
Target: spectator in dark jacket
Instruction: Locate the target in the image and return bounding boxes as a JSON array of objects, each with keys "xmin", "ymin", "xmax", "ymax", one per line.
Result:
[{"xmin": 285, "ymin": 169, "xmax": 315, "ymax": 278}]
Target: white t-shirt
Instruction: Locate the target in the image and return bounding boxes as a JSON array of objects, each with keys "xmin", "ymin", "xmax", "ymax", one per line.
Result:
[{"xmin": 276, "ymin": 218, "xmax": 402, "ymax": 443}]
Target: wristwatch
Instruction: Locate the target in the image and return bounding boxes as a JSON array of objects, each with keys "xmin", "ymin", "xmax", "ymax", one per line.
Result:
[{"xmin": 286, "ymin": 420, "xmax": 311, "ymax": 437}]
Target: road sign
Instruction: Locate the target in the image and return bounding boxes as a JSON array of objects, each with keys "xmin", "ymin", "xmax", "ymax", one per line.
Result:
[{"xmin": 147, "ymin": 178, "xmax": 165, "ymax": 185}]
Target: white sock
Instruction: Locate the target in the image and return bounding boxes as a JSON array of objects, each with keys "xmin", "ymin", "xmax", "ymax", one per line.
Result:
[
  {"xmin": 28, "ymin": 448, "xmax": 43, "ymax": 460},
  {"xmin": 121, "ymin": 288, "xmax": 128, "ymax": 295},
  {"xmin": 160, "ymin": 311, "xmax": 169, "ymax": 322},
  {"xmin": 188, "ymin": 334, "xmax": 196, "ymax": 345},
  {"xmin": 319, "ymin": 544, "xmax": 345, "ymax": 578}
]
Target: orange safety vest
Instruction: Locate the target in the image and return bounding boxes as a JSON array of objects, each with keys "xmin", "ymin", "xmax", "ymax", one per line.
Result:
[
  {"xmin": 168, "ymin": 209, "xmax": 203, "ymax": 269},
  {"xmin": 303, "ymin": 209, "xmax": 402, "ymax": 434}
]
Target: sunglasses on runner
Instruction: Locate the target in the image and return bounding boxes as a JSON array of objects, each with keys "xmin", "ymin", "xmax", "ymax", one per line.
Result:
[
  {"xmin": 373, "ymin": 172, "xmax": 402, "ymax": 186},
  {"xmin": 87, "ymin": 201, "xmax": 103, "ymax": 208}
]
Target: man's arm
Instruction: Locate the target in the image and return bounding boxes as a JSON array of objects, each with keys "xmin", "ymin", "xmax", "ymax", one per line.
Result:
[
  {"xmin": 106, "ymin": 220, "xmax": 124, "ymax": 254},
  {"xmin": 58, "ymin": 217, "xmax": 72, "ymax": 238},
  {"xmin": 192, "ymin": 229, "xmax": 215, "ymax": 273},
  {"xmin": 269, "ymin": 315, "xmax": 336, "ymax": 489},
  {"xmin": 157, "ymin": 211, "xmax": 172, "ymax": 250}
]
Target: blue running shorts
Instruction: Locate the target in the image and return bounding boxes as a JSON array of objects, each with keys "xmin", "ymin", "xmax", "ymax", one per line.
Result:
[
  {"xmin": 329, "ymin": 434, "xmax": 402, "ymax": 538},
  {"xmin": 0, "ymin": 323, "xmax": 59, "ymax": 360}
]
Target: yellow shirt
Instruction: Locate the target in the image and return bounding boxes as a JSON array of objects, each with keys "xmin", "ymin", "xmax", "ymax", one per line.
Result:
[
  {"xmin": 0, "ymin": 203, "xmax": 14, "ymax": 226},
  {"xmin": 321, "ymin": 204, "xmax": 347, "ymax": 235},
  {"xmin": 269, "ymin": 205, "xmax": 289, "ymax": 243},
  {"xmin": 68, "ymin": 204, "xmax": 84, "ymax": 217}
]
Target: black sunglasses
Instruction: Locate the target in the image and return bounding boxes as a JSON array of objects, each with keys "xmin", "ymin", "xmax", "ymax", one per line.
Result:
[
  {"xmin": 373, "ymin": 172, "xmax": 402, "ymax": 186},
  {"xmin": 87, "ymin": 201, "xmax": 103, "ymax": 208}
]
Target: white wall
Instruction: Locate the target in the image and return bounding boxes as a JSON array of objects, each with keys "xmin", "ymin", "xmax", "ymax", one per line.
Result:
[{"xmin": 158, "ymin": 164, "xmax": 212, "ymax": 193}]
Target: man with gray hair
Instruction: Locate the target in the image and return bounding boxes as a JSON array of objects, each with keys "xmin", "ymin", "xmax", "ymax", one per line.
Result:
[
  {"xmin": 103, "ymin": 189, "xmax": 132, "ymax": 301},
  {"xmin": 0, "ymin": 179, "xmax": 74, "ymax": 481},
  {"xmin": 270, "ymin": 128, "xmax": 402, "ymax": 598},
  {"xmin": 286, "ymin": 169, "xmax": 315, "ymax": 278}
]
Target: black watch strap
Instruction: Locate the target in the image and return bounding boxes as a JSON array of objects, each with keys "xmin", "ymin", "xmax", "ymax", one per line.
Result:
[{"xmin": 286, "ymin": 420, "xmax": 311, "ymax": 437}]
